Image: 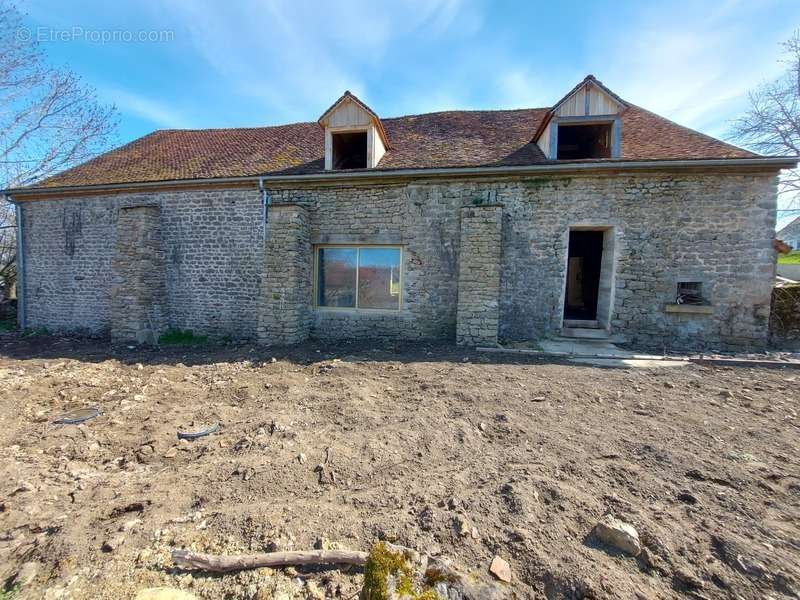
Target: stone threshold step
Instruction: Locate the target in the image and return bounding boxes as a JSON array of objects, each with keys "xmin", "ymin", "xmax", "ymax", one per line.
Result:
[
  {"xmin": 562, "ymin": 319, "xmax": 601, "ymax": 329},
  {"xmin": 560, "ymin": 327, "xmax": 611, "ymax": 340}
]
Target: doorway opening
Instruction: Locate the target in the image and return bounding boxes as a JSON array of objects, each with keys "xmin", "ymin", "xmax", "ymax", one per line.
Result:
[{"xmin": 564, "ymin": 230, "xmax": 605, "ymax": 321}]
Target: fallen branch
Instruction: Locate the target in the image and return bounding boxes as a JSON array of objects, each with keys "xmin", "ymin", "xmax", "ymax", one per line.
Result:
[{"xmin": 171, "ymin": 548, "xmax": 368, "ymax": 573}]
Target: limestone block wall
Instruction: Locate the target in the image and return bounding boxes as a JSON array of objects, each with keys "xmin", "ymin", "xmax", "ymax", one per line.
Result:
[
  {"xmin": 492, "ymin": 173, "xmax": 778, "ymax": 351},
  {"xmin": 269, "ymin": 182, "xmax": 461, "ymax": 341},
  {"xmin": 456, "ymin": 204, "xmax": 503, "ymax": 346},
  {"xmin": 269, "ymin": 172, "xmax": 778, "ymax": 351},
  {"xmin": 18, "ymin": 170, "xmax": 780, "ymax": 351},
  {"xmin": 257, "ymin": 203, "xmax": 312, "ymax": 345},
  {"xmin": 20, "ymin": 189, "xmax": 262, "ymax": 337},
  {"xmin": 110, "ymin": 206, "xmax": 167, "ymax": 344}
]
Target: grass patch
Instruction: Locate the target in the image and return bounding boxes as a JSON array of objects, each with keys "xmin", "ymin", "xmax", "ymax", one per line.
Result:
[
  {"xmin": 158, "ymin": 328, "xmax": 208, "ymax": 346},
  {"xmin": 0, "ymin": 584, "xmax": 20, "ymax": 600},
  {"xmin": 0, "ymin": 318, "xmax": 15, "ymax": 332},
  {"xmin": 778, "ymin": 251, "xmax": 800, "ymax": 264}
]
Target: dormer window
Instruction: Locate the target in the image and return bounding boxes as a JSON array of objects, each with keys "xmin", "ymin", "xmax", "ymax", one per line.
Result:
[
  {"xmin": 318, "ymin": 91, "xmax": 389, "ymax": 170},
  {"xmin": 332, "ymin": 131, "xmax": 368, "ymax": 169},
  {"xmin": 535, "ymin": 75, "xmax": 627, "ymax": 161}
]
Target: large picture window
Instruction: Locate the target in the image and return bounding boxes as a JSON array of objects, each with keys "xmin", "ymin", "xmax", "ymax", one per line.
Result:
[{"xmin": 315, "ymin": 246, "xmax": 402, "ymax": 310}]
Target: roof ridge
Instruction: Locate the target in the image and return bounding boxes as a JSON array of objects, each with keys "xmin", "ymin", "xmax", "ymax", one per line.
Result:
[
  {"xmin": 382, "ymin": 106, "xmax": 549, "ymax": 121},
  {"xmin": 152, "ymin": 120, "xmax": 319, "ymax": 133},
  {"xmin": 151, "ymin": 107, "xmax": 551, "ymax": 135}
]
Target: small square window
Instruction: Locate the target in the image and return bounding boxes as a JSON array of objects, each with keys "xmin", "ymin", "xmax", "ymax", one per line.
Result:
[
  {"xmin": 315, "ymin": 246, "xmax": 401, "ymax": 310},
  {"xmin": 676, "ymin": 281, "xmax": 704, "ymax": 305}
]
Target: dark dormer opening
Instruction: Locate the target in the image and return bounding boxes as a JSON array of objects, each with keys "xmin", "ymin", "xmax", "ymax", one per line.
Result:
[
  {"xmin": 332, "ymin": 131, "xmax": 368, "ymax": 169},
  {"xmin": 557, "ymin": 122, "xmax": 612, "ymax": 160}
]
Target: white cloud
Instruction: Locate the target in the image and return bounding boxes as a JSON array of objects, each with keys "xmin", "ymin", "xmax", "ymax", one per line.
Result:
[
  {"xmin": 494, "ymin": 67, "xmax": 550, "ymax": 109},
  {"xmin": 593, "ymin": 3, "xmax": 793, "ymax": 135},
  {"xmin": 104, "ymin": 88, "xmax": 190, "ymax": 129},
  {"xmin": 141, "ymin": 0, "xmax": 477, "ymax": 122}
]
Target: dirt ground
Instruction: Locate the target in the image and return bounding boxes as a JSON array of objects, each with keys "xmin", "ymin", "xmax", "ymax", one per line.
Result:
[{"xmin": 0, "ymin": 333, "xmax": 798, "ymax": 600}]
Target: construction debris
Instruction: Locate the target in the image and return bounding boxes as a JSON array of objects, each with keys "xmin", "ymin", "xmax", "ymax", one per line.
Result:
[
  {"xmin": 489, "ymin": 555, "xmax": 512, "ymax": 582},
  {"xmin": 171, "ymin": 548, "xmax": 369, "ymax": 572},
  {"xmin": 53, "ymin": 406, "xmax": 101, "ymax": 425},
  {"xmin": 176, "ymin": 422, "xmax": 219, "ymax": 440}
]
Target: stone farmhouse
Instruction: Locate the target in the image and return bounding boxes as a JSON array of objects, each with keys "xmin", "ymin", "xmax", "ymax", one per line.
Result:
[
  {"xmin": 3, "ymin": 76, "xmax": 795, "ymax": 350},
  {"xmin": 777, "ymin": 215, "xmax": 800, "ymax": 251}
]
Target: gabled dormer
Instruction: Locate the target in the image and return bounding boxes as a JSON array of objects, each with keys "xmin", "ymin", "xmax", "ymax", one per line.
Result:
[
  {"xmin": 534, "ymin": 75, "xmax": 628, "ymax": 160},
  {"xmin": 318, "ymin": 91, "xmax": 389, "ymax": 170}
]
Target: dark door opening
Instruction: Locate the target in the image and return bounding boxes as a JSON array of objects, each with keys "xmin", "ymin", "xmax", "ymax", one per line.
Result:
[{"xmin": 564, "ymin": 230, "xmax": 604, "ymax": 320}]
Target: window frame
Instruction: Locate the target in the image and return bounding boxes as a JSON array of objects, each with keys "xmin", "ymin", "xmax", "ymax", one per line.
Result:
[
  {"xmin": 676, "ymin": 281, "xmax": 706, "ymax": 305},
  {"xmin": 313, "ymin": 244, "xmax": 403, "ymax": 312},
  {"xmin": 549, "ymin": 115, "xmax": 621, "ymax": 160},
  {"xmin": 330, "ymin": 129, "xmax": 369, "ymax": 170},
  {"xmin": 328, "ymin": 126, "xmax": 370, "ymax": 171}
]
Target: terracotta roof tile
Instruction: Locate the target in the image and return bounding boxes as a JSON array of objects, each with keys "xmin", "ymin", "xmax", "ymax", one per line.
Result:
[
  {"xmin": 620, "ymin": 105, "xmax": 753, "ymax": 160},
  {"xmin": 35, "ymin": 102, "xmax": 756, "ymax": 189}
]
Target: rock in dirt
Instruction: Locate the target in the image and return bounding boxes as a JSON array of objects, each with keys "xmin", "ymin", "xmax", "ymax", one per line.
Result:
[
  {"xmin": 489, "ymin": 555, "xmax": 512, "ymax": 582},
  {"xmin": 638, "ymin": 547, "xmax": 662, "ymax": 572},
  {"xmin": 593, "ymin": 515, "xmax": 641, "ymax": 556},
  {"xmin": 134, "ymin": 589, "xmax": 198, "ymax": 600},
  {"xmin": 12, "ymin": 561, "xmax": 40, "ymax": 587},
  {"xmin": 673, "ymin": 568, "xmax": 704, "ymax": 590},
  {"xmin": 102, "ymin": 533, "xmax": 126, "ymax": 552},
  {"xmin": 453, "ymin": 515, "xmax": 477, "ymax": 538}
]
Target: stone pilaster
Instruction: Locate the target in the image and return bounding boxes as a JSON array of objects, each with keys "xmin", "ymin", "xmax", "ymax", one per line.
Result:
[
  {"xmin": 111, "ymin": 206, "xmax": 167, "ymax": 344},
  {"xmin": 257, "ymin": 203, "xmax": 312, "ymax": 345},
  {"xmin": 456, "ymin": 204, "xmax": 503, "ymax": 346}
]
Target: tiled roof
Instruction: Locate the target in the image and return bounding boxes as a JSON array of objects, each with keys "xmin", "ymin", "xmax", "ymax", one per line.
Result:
[{"xmin": 35, "ymin": 102, "xmax": 756, "ymax": 189}]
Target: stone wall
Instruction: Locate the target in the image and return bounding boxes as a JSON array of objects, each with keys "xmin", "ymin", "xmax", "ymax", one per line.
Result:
[
  {"xmin": 19, "ymin": 171, "xmax": 779, "ymax": 350},
  {"xmin": 456, "ymin": 204, "xmax": 503, "ymax": 346},
  {"xmin": 257, "ymin": 204, "xmax": 312, "ymax": 345},
  {"xmin": 21, "ymin": 189, "xmax": 262, "ymax": 337},
  {"xmin": 269, "ymin": 172, "xmax": 777, "ymax": 350},
  {"xmin": 110, "ymin": 206, "xmax": 167, "ymax": 344},
  {"xmin": 270, "ymin": 182, "xmax": 460, "ymax": 341}
]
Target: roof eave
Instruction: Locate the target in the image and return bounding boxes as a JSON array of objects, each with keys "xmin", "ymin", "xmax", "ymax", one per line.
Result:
[{"xmin": 4, "ymin": 157, "xmax": 795, "ymax": 199}]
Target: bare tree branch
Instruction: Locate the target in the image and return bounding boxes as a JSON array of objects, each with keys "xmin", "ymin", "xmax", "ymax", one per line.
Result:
[
  {"xmin": 730, "ymin": 32, "xmax": 800, "ymax": 214},
  {"xmin": 0, "ymin": 1, "xmax": 117, "ymax": 299}
]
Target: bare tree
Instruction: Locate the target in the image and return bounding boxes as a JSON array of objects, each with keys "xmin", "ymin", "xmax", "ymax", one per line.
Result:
[
  {"xmin": 0, "ymin": 1, "xmax": 117, "ymax": 299},
  {"xmin": 731, "ymin": 32, "xmax": 800, "ymax": 218}
]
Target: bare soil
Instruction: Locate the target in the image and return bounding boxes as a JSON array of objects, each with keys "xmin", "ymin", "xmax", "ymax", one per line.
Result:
[{"xmin": 0, "ymin": 333, "xmax": 798, "ymax": 599}]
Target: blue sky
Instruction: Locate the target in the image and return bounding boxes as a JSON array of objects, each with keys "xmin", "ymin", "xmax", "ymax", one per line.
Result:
[{"xmin": 18, "ymin": 0, "xmax": 800, "ymax": 224}]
